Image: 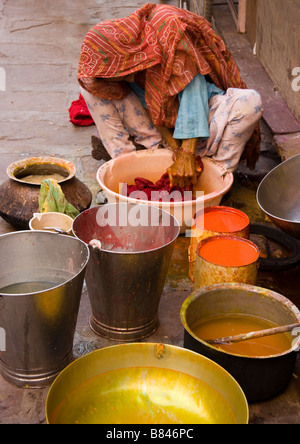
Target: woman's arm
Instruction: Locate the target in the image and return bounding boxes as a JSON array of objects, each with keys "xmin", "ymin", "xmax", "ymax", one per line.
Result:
[
  {"xmin": 154, "ymin": 126, "xmax": 202, "ymax": 188},
  {"xmin": 163, "ymin": 74, "xmax": 211, "ymax": 188},
  {"xmin": 154, "ymin": 125, "xmax": 181, "ymax": 154},
  {"xmin": 167, "ymin": 138, "xmax": 202, "ymax": 188}
]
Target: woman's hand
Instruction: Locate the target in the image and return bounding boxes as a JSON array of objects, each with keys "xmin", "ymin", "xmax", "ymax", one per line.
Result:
[
  {"xmin": 151, "ymin": 124, "xmax": 201, "ymax": 188},
  {"xmin": 167, "ymin": 151, "xmax": 202, "ymax": 188},
  {"xmin": 167, "ymin": 139, "xmax": 202, "ymax": 188}
]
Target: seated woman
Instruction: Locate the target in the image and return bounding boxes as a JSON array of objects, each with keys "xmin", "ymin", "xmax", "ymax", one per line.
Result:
[{"xmin": 78, "ymin": 3, "xmax": 263, "ymax": 188}]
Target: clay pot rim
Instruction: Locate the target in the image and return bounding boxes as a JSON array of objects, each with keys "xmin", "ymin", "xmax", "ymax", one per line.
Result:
[{"xmin": 7, "ymin": 156, "xmax": 76, "ymax": 186}]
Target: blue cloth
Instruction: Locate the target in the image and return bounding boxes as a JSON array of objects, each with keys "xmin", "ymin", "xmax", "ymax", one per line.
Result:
[
  {"xmin": 130, "ymin": 73, "xmax": 225, "ymax": 139},
  {"xmin": 173, "ymin": 74, "xmax": 225, "ymax": 139},
  {"xmin": 130, "ymin": 81, "xmax": 148, "ymax": 109}
]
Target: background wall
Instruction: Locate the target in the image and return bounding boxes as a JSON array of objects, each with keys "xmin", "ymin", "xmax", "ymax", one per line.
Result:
[
  {"xmin": 247, "ymin": 0, "xmax": 300, "ymax": 122},
  {"xmin": 245, "ymin": 0, "xmax": 257, "ymax": 48}
]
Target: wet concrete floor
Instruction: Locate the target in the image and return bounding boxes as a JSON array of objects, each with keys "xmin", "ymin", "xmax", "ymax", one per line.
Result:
[
  {"xmin": 0, "ymin": 0, "xmax": 299, "ymax": 424},
  {"xmin": 1, "ymin": 144, "xmax": 300, "ymax": 424}
]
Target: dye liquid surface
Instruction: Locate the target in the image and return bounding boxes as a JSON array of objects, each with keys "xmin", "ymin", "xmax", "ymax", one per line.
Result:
[
  {"xmin": 19, "ymin": 173, "xmax": 66, "ymax": 184},
  {"xmin": 0, "ymin": 281, "xmax": 60, "ymax": 294},
  {"xmin": 50, "ymin": 367, "xmax": 238, "ymax": 424},
  {"xmin": 199, "ymin": 238, "xmax": 259, "ymax": 267},
  {"xmin": 193, "ymin": 314, "xmax": 292, "ymax": 357},
  {"xmin": 202, "ymin": 209, "xmax": 248, "ymax": 233}
]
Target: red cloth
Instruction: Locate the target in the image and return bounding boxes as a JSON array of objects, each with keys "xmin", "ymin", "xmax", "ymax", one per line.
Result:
[
  {"xmin": 123, "ymin": 157, "xmax": 204, "ymax": 201},
  {"xmin": 69, "ymin": 94, "xmax": 94, "ymax": 126},
  {"xmin": 124, "ymin": 173, "xmax": 193, "ymax": 202}
]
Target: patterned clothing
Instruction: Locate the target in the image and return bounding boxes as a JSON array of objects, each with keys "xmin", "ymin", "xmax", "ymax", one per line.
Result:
[
  {"xmin": 80, "ymin": 87, "xmax": 164, "ymax": 158},
  {"xmin": 78, "ymin": 3, "xmax": 246, "ymax": 129},
  {"xmin": 199, "ymin": 88, "xmax": 262, "ymax": 171},
  {"xmin": 80, "ymin": 85, "xmax": 262, "ymax": 172},
  {"xmin": 78, "ymin": 3, "xmax": 262, "ymax": 168}
]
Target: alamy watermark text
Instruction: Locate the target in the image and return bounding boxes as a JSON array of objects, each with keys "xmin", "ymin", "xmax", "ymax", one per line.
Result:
[
  {"xmin": 0, "ymin": 67, "xmax": 6, "ymax": 92},
  {"xmin": 0, "ymin": 327, "xmax": 6, "ymax": 351},
  {"xmin": 292, "ymin": 67, "xmax": 300, "ymax": 92}
]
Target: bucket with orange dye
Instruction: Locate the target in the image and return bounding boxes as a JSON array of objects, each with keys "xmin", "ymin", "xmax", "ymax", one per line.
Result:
[
  {"xmin": 194, "ymin": 235, "xmax": 259, "ymax": 289},
  {"xmin": 189, "ymin": 207, "xmax": 250, "ymax": 281}
]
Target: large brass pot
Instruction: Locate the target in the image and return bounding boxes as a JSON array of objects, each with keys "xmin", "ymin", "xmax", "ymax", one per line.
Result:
[
  {"xmin": 181, "ymin": 283, "xmax": 300, "ymax": 403},
  {"xmin": 45, "ymin": 343, "xmax": 248, "ymax": 424}
]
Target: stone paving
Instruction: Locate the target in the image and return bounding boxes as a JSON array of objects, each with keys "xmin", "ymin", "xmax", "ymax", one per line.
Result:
[{"xmin": 0, "ymin": 0, "xmax": 299, "ymax": 424}]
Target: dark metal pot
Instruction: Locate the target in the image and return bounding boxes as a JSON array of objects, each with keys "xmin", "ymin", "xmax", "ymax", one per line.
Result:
[{"xmin": 180, "ymin": 283, "xmax": 300, "ymax": 403}]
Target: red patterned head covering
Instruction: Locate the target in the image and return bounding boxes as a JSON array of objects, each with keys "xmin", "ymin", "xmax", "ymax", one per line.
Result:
[
  {"xmin": 78, "ymin": 3, "xmax": 260, "ymax": 168},
  {"xmin": 78, "ymin": 3, "xmax": 246, "ymax": 127}
]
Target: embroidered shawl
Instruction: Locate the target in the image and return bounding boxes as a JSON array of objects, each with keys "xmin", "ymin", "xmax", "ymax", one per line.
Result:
[{"xmin": 78, "ymin": 3, "xmax": 260, "ymax": 167}]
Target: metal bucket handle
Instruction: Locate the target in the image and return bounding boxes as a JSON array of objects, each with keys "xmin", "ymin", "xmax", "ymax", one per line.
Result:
[{"xmin": 89, "ymin": 239, "xmax": 102, "ymax": 250}]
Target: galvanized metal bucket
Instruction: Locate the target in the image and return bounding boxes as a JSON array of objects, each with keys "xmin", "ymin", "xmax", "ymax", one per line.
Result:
[
  {"xmin": 73, "ymin": 204, "xmax": 180, "ymax": 341},
  {"xmin": 0, "ymin": 231, "xmax": 90, "ymax": 388}
]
